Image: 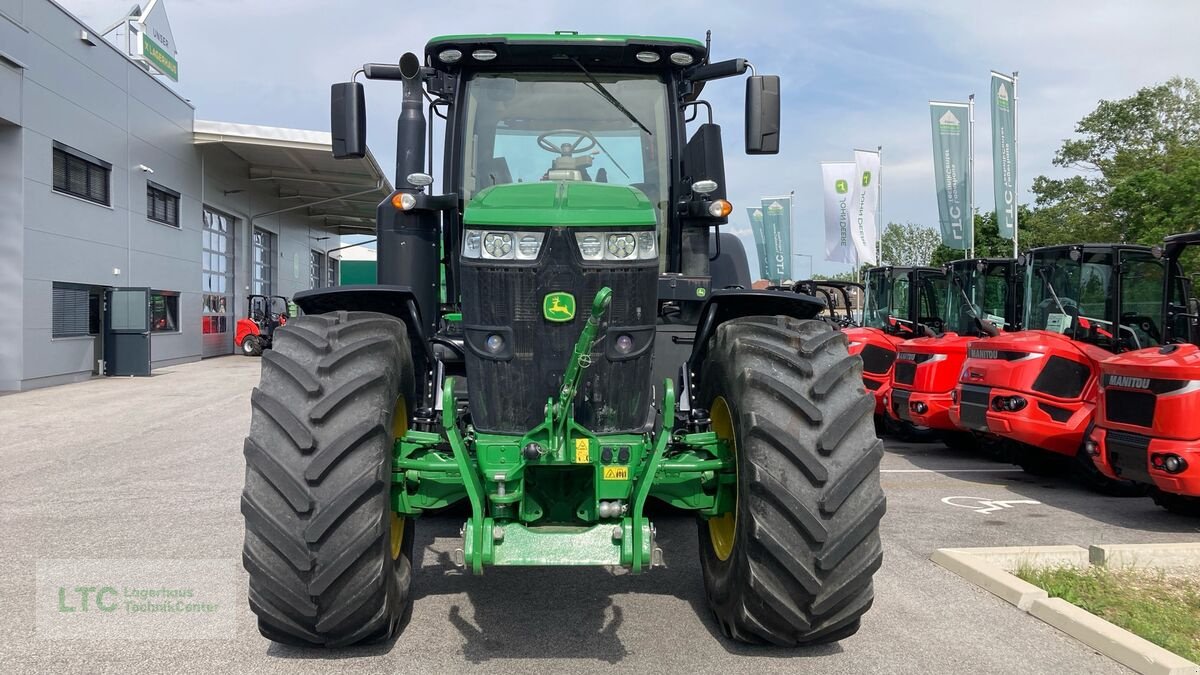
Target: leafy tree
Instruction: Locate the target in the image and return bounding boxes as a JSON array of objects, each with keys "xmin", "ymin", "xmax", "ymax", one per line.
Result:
[
  {"xmin": 1026, "ymin": 77, "xmax": 1200, "ymax": 246},
  {"xmin": 930, "ymin": 210, "xmax": 1028, "ymax": 265},
  {"xmin": 879, "ymin": 222, "xmax": 941, "ymax": 266}
]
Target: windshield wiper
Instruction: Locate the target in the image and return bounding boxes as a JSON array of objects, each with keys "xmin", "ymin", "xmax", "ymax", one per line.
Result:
[
  {"xmin": 1038, "ymin": 267, "xmax": 1070, "ymax": 317},
  {"xmin": 570, "ymin": 57, "xmax": 652, "ymax": 136}
]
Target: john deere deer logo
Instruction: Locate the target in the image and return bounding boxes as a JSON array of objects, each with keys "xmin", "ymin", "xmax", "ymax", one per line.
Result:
[
  {"xmin": 835, "ymin": 179, "xmax": 849, "ymax": 194},
  {"xmin": 543, "ymin": 292, "xmax": 576, "ymax": 322}
]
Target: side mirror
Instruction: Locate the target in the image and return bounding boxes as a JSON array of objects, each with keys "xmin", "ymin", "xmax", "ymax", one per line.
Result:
[
  {"xmin": 331, "ymin": 82, "xmax": 366, "ymax": 159},
  {"xmin": 745, "ymin": 75, "xmax": 780, "ymax": 154}
]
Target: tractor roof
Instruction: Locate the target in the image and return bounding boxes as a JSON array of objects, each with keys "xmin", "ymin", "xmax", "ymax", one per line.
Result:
[{"xmin": 425, "ymin": 32, "xmax": 707, "ymax": 73}]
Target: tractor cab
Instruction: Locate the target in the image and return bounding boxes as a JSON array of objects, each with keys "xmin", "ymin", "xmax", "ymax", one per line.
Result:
[
  {"xmin": 953, "ymin": 243, "xmax": 1165, "ymax": 489},
  {"xmin": 846, "ymin": 265, "xmax": 946, "ymax": 420},
  {"xmin": 794, "ymin": 280, "xmax": 864, "ymax": 328},
  {"xmin": 895, "ymin": 258, "xmax": 1021, "ymax": 437},
  {"xmin": 1089, "ymin": 232, "xmax": 1200, "ymax": 514},
  {"xmin": 235, "ymin": 294, "xmax": 289, "ymax": 356}
]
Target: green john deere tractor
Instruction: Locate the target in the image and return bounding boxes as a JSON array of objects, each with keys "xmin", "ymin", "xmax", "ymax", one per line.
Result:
[{"xmin": 240, "ymin": 32, "xmax": 885, "ymax": 647}]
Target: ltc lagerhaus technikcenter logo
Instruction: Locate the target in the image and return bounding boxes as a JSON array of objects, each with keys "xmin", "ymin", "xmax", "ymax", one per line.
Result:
[{"xmin": 543, "ymin": 292, "xmax": 576, "ymax": 322}]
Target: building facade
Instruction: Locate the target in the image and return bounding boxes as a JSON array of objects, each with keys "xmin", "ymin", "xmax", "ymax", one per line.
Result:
[{"xmin": 0, "ymin": 0, "xmax": 388, "ymax": 390}]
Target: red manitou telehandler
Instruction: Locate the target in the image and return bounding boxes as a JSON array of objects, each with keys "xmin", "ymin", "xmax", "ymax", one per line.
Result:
[
  {"xmin": 234, "ymin": 294, "xmax": 289, "ymax": 356},
  {"xmin": 891, "ymin": 258, "xmax": 1021, "ymax": 450},
  {"xmin": 952, "ymin": 243, "xmax": 1166, "ymax": 492},
  {"xmin": 1088, "ymin": 232, "xmax": 1200, "ymax": 515},
  {"xmin": 846, "ymin": 265, "xmax": 947, "ymax": 434}
]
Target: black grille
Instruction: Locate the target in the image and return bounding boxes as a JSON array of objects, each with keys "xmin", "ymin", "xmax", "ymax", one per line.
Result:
[
  {"xmin": 959, "ymin": 384, "xmax": 991, "ymax": 431},
  {"xmin": 863, "ymin": 378, "xmax": 882, "ymax": 391},
  {"xmin": 1105, "ymin": 390, "xmax": 1156, "ymax": 428},
  {"xmin": 1032, "ymin": 356, "xmax": 1091, "ymax": 399},
  {"xmin": 894, "ymin": 361, "xmax": 917, "ymax": 385},
  {"xmin": 460, "ymin": 229, "xmax": 657, "ymax": 434},
  {"xmin": 1106, "ymin": 430, "xmax": 1153, "ymax": 484},
  {"xmin": 891, "ymin": 388, "xmax": 912, "ymax": 421},
  {"xmin": 860, "ymin": 344, "xmax": 896, "ymax": 375}
]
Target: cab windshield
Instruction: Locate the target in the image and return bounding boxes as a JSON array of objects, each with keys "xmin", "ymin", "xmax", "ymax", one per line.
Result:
[
  {"xmin": 946, "ymin": 263, "xmax": 1012, "ymax": 334},
  {"xmin": 460, "ymin": 72, "xmax": 671, "ymax": 229},
  {"xmin": 1025, "ymin": 249, "xmax": 1164, "ymax": 351},
  {"xmin": 863, "ymin": 269, "xmax": 899, "ymax": 329}
]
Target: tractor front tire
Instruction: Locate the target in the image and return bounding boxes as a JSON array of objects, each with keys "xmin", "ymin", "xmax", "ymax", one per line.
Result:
[
  {"xmin": 697, "ymin": 316, "xmax": 886, "ymax": 646},
  {"xmin": 241, "ymin": 310, "xmax": 416, "ymax": 647},
  {"xmin": 242, "ymin": 335, "xmax": 263, "ymax": 356}
]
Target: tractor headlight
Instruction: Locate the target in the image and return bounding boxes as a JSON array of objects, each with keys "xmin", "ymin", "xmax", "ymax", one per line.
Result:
[
  {"xmin": 462, "ymin": 229, "xmax": 544, "ymax": 261},
  {"xmin": 575, "ymin": 231, "xmax": 657, "ymax": 262}
]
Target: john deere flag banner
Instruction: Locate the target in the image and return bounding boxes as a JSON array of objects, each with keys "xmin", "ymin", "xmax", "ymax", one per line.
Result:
[
  {"xmin": 822, "ymin": 162, "xmax": 858, "ymax": 264},
  {"xmin": 851, "ymin": 149, "xmax": 880, "ymax": 265},
  {"xmin": 746, "ymin": 207, "xmax": 770, "ymax": 280},
  {"xmin": 929, "ymin": 101, "xmax": 972, "ymax": 250},
  {"xmin": 990, "ymin": 73, "xmax": 1017, "ymax": 240},
  {"xmin": 760, "ymin": 196, "xmax": 793, "ymax": 283}
]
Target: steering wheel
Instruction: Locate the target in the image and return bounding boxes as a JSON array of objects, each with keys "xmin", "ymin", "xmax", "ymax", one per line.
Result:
[
  {"xmin": 1121, "ymin": 312, "xmax": 1162, "ymax": 344},
  {"xmin": 537, "ymin": 129, "xmax": 598, "ymax": 157}
]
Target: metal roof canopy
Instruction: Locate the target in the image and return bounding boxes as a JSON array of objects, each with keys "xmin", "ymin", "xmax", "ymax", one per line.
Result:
[{"xmin": 194, "ymin": 120, "xmax": 392, "ymax": 233}]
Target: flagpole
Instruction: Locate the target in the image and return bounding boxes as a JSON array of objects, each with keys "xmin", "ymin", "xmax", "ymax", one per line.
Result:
[
  {"xmin": 967, "ymin": 93, "xmax": 976, "ymax": 260},
  {"xmin": 1012, "ymin": 71, "xmax": 1020, "ymax": 259},
  {"xmin": 876, "ymin": 145, "xmax": 883, "ymax": 268}
]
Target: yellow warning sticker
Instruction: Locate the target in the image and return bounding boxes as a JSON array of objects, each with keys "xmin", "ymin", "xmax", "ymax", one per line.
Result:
[
  {"xmin": 574, "ymin": 438, "xmax": 590, "ymax": 463},
  {"xmin": 603, "ymin": 466, "xmax": 629, "ymax": 481}
]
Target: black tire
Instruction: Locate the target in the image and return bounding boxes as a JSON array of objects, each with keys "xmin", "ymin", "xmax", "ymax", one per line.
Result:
[
  {"xmin": 242, "ymin": 335, "xmax": 263, "ymax": 357},
  {"xmin": 241, "ymin": 310, "xmax": 416, "ymax": 647},
  {"xmin": 1152, "ymin": 490, "xmax": 1200, "ymax": 516},
  {"xmin": 941, "ymin": 431, "xmax": 977, "ymax": 453},
  {"xmin": 697, "ymin": 316, "xmax": 886, "ymax": 646},
  {"xmin": 886, "ymin": 417, "xmax": 940, "ymax": 443}
]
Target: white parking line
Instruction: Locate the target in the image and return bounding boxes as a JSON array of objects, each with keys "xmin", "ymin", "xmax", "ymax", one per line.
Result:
[{"xmin": 880, "ymin": 469, "xmax": 1022, "ymax": 473}]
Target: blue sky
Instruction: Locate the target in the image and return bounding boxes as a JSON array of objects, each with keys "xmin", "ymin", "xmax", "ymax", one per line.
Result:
[{"xmin": 69, "ymin": 0, "xmax": 1200, "ymax": 277}]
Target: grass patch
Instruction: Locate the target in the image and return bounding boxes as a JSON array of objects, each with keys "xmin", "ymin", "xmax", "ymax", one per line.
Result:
[{"xmin": 1016, "ymin": 565, "xmax": 1200, "ymax": 664}]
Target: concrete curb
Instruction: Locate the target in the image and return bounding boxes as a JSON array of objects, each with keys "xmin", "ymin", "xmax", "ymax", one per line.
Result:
[{"xmin": 931, "ymin": 545, "xmax": 1200, "ymax": 675}]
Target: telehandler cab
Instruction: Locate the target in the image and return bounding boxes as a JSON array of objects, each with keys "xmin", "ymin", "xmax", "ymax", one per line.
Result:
[{"xmin": 239, "ymin": 33, "xmax": 884, "ymax": 648}]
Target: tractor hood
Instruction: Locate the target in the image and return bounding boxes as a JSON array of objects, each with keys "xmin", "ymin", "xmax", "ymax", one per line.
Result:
[{"xmin": 463, "ymin": 182, "xmax": 657, "ymax": 228}]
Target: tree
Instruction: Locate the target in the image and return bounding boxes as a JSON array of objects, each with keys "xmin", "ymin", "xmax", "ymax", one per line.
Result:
[
  {"xmin": 1026, "ymin": 77, "xmax": 1200, "ymax": 246},
  {"xmin": 929, "ymin": 209, "xmax": 1028, "ymax": 266},
  {"xmin": 879, "ymin": 222, "xmax": 941, "ymax": 266}
]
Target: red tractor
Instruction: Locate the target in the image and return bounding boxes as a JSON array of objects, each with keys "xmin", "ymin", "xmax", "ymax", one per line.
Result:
[
  {"xmin": 846, "ymin": 265, "xmax": 947, "ymax": 433},
  {"xmin": 892, "ymin": 258, "xmax": 1021, "ymax": 449},
  {"xmin": 235, "ymin": 294, "xmax": 289, "ymax": 356},
  {"xmin": 952, "ymin": 244, "xmax": 1165, "ymax": 491},
  {"xmin": 1088, "ymin": 232, "xmax": 1200, "ymax": 515}
]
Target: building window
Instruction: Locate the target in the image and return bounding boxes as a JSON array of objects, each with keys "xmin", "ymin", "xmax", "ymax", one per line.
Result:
[
  {"xmin": 203, "ymin": 207, "xmax": 234, "ymax": 335},
  {"xmin": 150, "ymin": 291, "xmax": 179, "ymax": 333},
  {"xmin": 253, "ymin": 228, "xmax": 275, "ymax": 296},
  {"xmin": 147, "ymin": 182, "xmax": 180, "ymax": 227},
  {"xmin": 310, "ymin": 250, "xmax": 325, "ymax": 289},
  {"xmin": 52, "ymin": 143, "xmax": 110, "ymax": 206},
  {"xmin": 52, "ymin": 282, "xmax": 93, "ymax": 338},
  {"xmin": 327, "ymin": 257, "xmax": 339, "ymax": 288}
]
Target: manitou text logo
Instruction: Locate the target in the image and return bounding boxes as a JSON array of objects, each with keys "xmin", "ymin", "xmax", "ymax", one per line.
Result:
[
  {"xmin": 543, "ymin": 292, "xmax": 576, "ymax": 322},
  {"xmin": 1105, "ymin": 375, "xmax": 1151, "ymax": 390}
]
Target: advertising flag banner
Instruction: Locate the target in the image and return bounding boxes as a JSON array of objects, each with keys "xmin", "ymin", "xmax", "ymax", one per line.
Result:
[
  {"xmin": 991, "ymin": 73, "xmax": 1017, "ymax": 240},
  {"xmin": 851, "ymin": 149, "xmax": 880, "ymax": 265},
  {"xmin": 746, "ymin": 207, "xmax": 770, "ymax": 280},
  {"xmin": 761, "ymin": 196, "xmax": 793, "ymax": 284},
  {"xmin": 822, "ymin": 162, "xmax": 858, "ymax": 264},
  {"xmin": 929, "ymin": 101, "xmax": 972, "ymax": 250}
]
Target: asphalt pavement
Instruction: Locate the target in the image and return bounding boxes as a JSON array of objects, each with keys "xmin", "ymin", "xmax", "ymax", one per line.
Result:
[{"xmin": 1, "ymin": 357, "xmax": 1197, "ymax": 673}]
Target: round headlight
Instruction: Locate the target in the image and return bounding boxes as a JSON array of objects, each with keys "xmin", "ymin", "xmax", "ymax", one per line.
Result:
[
  {"xmin": 518, "ymin": 235, "xmax": 541, "ymax": 257},
  {"xmin": 637, "ymin": 231, "xmax": 657, "ymax": 258},
  {"xmin": 615, "ymin": 334, "xmax": 634, "ymax": 354},
  {"xmin": 607, "ymin": 233, "xmax": 636, "ymax": 259},
  {"xmin": 669, "ymin": 51, "xmax": 695, "ymax": 66},
  {"xmin": 463, "ymin": 231, "xmax": 481, "ymax": 258},
  {"xmin": 438, "ymin": 49, "xmax": 463, "ymax": 64},
  {"xmin": 578, "ymin": 235, "xmax": 603, "ymax": 259},
  {"xmin": 485, "ymin": 334, "xmax": 505, "ymax": 353},
  {"xmin": 483, "ymin": 232, "xmax": 512, "ymax": 257}
]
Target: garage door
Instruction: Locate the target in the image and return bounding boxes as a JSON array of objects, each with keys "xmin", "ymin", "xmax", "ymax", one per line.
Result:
[{"xmin": 201, "ymin": 207, "xmax": 235, "ymax": 357}]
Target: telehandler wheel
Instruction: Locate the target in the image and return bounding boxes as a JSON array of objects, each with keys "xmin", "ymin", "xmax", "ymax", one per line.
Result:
[
  {"xmin": 1152, "ymin": 490, "xmax": 1200, "ymax": 516},
  {"xmin": 242, "ymin": 335, "xmax": 263, "ymax": 356},
  {"xmin": 697, "ymin": 316, "xmax": 886, "ymax": 646},
  {"xmin": 241, "ymin": 310, "xmax": 416, "ymax": 647}
]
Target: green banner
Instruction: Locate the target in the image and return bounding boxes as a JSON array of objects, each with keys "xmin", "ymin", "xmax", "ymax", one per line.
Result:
[
  {"xmin": 761, "ymin": 196, "xmax": 792, "ymax": 284},
  {"xmin": 746, "ymin": 207, "xmax": 770, "ymax": 281},
  {"xmin": 929, "ymin": 101, "xmax": 972, "ymax": 250},
  {"xmin": 991, "ymin": 73, "xmax": 1016, "ymax": 240},
  {"xmin": 142, "ymin": 32, "xmax": 178, "ymax": 81}
]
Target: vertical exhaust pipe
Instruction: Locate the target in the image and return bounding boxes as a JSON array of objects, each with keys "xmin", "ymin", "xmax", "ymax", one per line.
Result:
[{"xmin": 378, "ymin": 51, "xmax": 439, "ymax": 339}]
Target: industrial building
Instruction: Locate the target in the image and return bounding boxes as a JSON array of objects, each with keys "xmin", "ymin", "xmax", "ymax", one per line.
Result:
[{"xmin": 0, "ymin": 0, "xmax": 390, "ymax": 390}]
